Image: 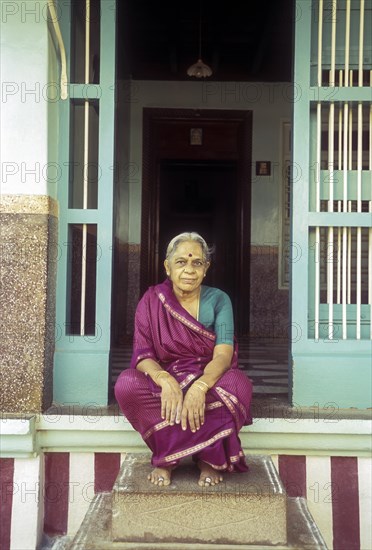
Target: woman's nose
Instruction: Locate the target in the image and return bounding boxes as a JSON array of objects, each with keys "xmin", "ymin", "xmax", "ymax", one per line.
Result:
[{"xmin": 184, "ymin": 262, "xmax": 195, "ymax": 272}]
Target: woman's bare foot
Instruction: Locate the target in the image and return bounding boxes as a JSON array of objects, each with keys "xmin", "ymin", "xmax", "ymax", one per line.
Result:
[
  {"xmin": 197, "ymin": 460, "xmax": 223, "ymax": 487},
  {"xmin": 147, "ymin": 466, "xmax": 173, "ymax": 486}
]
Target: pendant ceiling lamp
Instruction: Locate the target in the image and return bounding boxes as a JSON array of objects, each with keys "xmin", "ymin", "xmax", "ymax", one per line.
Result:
[{"xmin": 187, "ymin": 1, "xmax": 212, "ymax": 78}]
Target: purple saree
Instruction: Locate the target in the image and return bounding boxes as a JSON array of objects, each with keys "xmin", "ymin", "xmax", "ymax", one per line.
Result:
[{"xmin": 115, "ymin": 279, "xmax": 253, "ymax": 472}]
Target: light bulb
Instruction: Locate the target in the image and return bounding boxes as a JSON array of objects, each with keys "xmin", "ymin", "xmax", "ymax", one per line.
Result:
[{"xmin": 187, "ymin": 58, "xmax": 213, "ymax": 78}]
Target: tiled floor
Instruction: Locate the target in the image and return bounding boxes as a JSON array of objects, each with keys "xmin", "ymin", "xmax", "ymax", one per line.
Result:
[
  {"xmin": 238, "ymin": 338, "xmax": 289, "ymax": 398},
  {"xmin": 111, "ymin": 337, "xmax": 289, "ymax": 400}
]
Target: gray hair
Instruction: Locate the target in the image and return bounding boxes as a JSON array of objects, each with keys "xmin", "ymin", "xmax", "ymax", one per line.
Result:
[{"xmin": 165, "ymin": 232, "xmax": 212, "ymax": 263}]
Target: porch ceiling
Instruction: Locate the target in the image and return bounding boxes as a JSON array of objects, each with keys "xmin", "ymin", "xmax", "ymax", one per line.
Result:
[{"xmin": 117, "ymin": 0, "xmax": 294, "ymax": 82}]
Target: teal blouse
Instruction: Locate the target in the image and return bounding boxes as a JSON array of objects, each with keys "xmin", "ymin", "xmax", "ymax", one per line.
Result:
[{"xmin": 199, "ymin": 286, "xmax": 234, "ymax": 345}]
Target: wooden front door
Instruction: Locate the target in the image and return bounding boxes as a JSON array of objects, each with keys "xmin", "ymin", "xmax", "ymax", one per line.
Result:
[{"xmin": 158, "ymin": 160, "xmax": 238, "ymax": 309}]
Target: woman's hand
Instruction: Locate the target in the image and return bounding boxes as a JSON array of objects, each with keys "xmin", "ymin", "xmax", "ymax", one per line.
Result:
[
  {"xmin": 159, "ymin": 375, "xmax": 183, "ymax": 426},
  {"xmin": 181, "ymin": 384, "xmax": 206, "ymax": 432}
]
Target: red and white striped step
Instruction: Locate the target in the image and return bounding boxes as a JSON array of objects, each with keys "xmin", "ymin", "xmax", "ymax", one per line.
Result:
[{"xmin": 1, "ymin": 453, "xmax": 370, "ymax": 550}]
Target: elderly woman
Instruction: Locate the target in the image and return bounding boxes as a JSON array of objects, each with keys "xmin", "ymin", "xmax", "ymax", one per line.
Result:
[{"xmin": 115, "ymin": 232, "xmax": 252, "ymax": 487}]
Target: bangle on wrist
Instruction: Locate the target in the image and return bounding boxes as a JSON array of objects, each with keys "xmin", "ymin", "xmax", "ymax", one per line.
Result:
[{"xmin": 193, "ymin": 380, "xmax": 209, "ymax": 393}]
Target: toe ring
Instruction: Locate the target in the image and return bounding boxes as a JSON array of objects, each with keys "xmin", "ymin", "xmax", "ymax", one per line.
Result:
[
  {"xmin": 204, "ymin": 476, "xmax": 212, "ymax": 484},
  {"xmin": 158, "ymin": 476, "xmax": 164, "ymax": 482}
]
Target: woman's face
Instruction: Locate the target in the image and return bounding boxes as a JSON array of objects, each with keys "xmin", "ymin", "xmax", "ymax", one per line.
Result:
[{"xmin": 164, "ymin": 240, "xmax": 209, "ymax": 294}]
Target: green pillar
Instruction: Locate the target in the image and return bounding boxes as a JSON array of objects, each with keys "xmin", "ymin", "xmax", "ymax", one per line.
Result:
[
  {"xmin": 53, "ymin": 0, "xmax": 117, "ymax": 405},
  {"xmin": 291, "ymin": 0, "xmax": 371, "ymax": 408}
]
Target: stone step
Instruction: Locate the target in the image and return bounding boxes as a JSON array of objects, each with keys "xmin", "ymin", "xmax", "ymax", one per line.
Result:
[
  {"xmin": 69, "ymin": 493, "xmax": 328, "ymax": 549},
  {"xmin": 111, "ymin": 454, "xmax": 287, "ymax": 547},
  {"xmin": 68, "ymin": 453, "xmax": 328, "ymax": 549}
]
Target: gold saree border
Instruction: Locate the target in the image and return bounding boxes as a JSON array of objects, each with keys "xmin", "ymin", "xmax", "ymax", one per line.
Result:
[
  {"xmin": 143, "ymin": 420, "xmax": 170, "ymax": 441},
  {"xmin": 158, "ymin": 291, "xmax": 216, "ymax": 341},
  {"xmin": 164, "ymin": 428, "xmax": 233, "ymax": 463},
  {"xmin": 216, "ymin": 386, "xmax": 247, "ymax": 419},
  {"xmin": 203, "ymin": 451, "xmax": 245, "ymax": 471},
  {"xmin": 179, "ymin": 373, "xmax": 197, "ymax": 389},
  {"xmin": 206, "ymin": 401, "xmax": 224, "ymax": 410}
]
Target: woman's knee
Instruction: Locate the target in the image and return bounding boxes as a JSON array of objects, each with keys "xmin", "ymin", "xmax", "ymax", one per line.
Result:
[
  {"xmin": 114, "ymin": 369, "xmax": 145, "ymax": 402},
  {"xmin": 220, "ymin": 369, "xmax": 252, "ymax": 398}
]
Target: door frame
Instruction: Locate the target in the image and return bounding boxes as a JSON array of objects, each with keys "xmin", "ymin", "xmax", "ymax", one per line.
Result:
[{"xmin": 140, "ymin": 108, "xmax": 252, "ymax": 335}]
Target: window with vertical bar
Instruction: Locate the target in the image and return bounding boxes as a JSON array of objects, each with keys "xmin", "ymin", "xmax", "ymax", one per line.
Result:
[
  {"xmin": 66, "ymin": 224, "xmax": 97, "ymax": 335},
  {"xmin": 310, "ymin": 0, "xmax": 372, "ymax": 87},
  {"xmin": 71, "ymin": 0, "xmax": 101, "ymax": 84},
  {"xmin": 69, "ymin": 100, "xmax": 99, "ymax": 209},
  {"xmin": 310, "ymin": 226, "xmax": 370, "ymax": 301},
  {"xmin": 309, "ymin": 225, "xmax": 370, "ymax": 339},
  {"xmin": 308, "ymin": 0, "xmax": 371, "ymax": 341}
]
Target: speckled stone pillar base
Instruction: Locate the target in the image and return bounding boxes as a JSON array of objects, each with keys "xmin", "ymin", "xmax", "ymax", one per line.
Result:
[
  {"xmin": 250, "ymin": 245, "xmax": 289, "ymax": 337},
  {"xmin": 0, "ymin": 196, "xmax": 58, "ymax": 413}
]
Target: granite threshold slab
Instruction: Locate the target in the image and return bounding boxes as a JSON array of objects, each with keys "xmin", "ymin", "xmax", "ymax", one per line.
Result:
[{"xmin": 68, "ymin": 453, "xmax": 327, "ymax": 550}]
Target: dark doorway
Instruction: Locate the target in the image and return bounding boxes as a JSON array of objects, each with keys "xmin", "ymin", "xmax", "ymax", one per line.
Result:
[
  {"xmin": 158, "ymin": 161, "xmax": 238, "ymax": 307},
  {"xmin": 140, "ymin": 108, "xmax": 252, "ymax": 335}
]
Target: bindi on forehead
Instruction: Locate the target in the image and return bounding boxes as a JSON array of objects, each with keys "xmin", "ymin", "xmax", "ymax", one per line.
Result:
[{"xmin": 188, "ymin": 253, "xmax": 193, "ymax": 257}]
